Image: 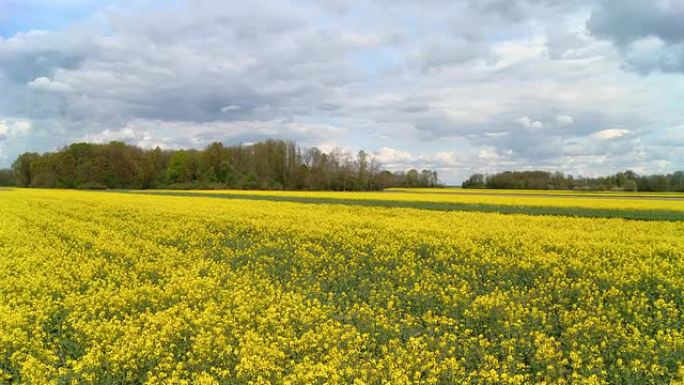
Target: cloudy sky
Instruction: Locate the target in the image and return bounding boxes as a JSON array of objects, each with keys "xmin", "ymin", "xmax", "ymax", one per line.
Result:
[{"xmin": 0, "ymin": 0, "xmax": 683, "ymax": 183}]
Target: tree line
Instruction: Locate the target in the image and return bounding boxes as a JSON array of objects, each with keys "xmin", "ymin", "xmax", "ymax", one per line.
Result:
[
  {"xmin": 462, "ymin": 170, "xmax": 684, "ymax": 192},
  {"xmin": 1, "ymin": 140, "xmax": 440, "ymax": 191}
]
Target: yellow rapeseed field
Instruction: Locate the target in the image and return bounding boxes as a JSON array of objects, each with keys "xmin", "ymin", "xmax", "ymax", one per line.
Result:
[
  {"xmin": 163, "ymin": 189, "xmax": 684, "ymax": 214},
  {"xmin": 1, "ymin": 188, "xmax": 684, "ymax": 384},
  {"xmin": 387, "ymin": 188, "xmax": 684, "ymax": 198}
]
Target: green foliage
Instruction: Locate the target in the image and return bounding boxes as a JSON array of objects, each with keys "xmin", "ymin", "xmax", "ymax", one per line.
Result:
[
  {"xmin": 462, "ymin": 173, "xmax": 486, "ymax": 189},
  {"xmin": 11, "ymin": 152, "xmax": 39, "ymax": 187},
  {"xmin": 0, "ymin": 169, "xmax": 14, "ymax": 186},
  {"xmin": 623, "ymin": 180, "xmax": 638, "ymax": 192},
  {"xmin": 464, "ymin": 170, "xmax": 684, "ymax": 192},
  {"xmin": 11, "ymin": 139, "xmax": 440, "ymax": 191},
  {"xmin": 166, "ymin": 150, "xmax": 193, "ymax": 184}
]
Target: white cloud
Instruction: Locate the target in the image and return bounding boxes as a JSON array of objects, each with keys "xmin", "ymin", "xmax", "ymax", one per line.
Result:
[
  {"xmin": 221, "ymin": 105, "xmax": 242, "ymax": 113},
  {"xmin": 592, "ymin": 128, "xmax": 630, "ymax": 140},
  {"xmin": 375, "ymin": 147, "xmax": 415, "ymax": 164},
  {"xmin": 373, "ymin": 147, "xmax": 464, "ymax": 172},
  {"xmin": 83, "ymin": 127, "xmax": 141, "ymax": 144},
  {"xmin": 435, "ymin": 151, "xmax": 458, "ymax": 167},
  {"xmin": 556, "ymin": 114, "xmax": 574, "ymax": 126},
  {"xmin": 81, "ymin": 118, "xmax": 346, "ymax": 150},
  {"xmin": 478, "ymin": 147, "xmax": 507, "ymax": 160},
  {"xmin": 0, "ymin": 119, "xmax": 32, "ymax": 139},
  {"xmin": 27, "ymin": 77, "xmax": 73, "ymax": 93},
  {"xmin": 516, "ymin": 116, "xmax": 544, "ymax": 129},
  {"xmin": 12, "ymin": 120, "xmax": 33, "ymax": 135}
]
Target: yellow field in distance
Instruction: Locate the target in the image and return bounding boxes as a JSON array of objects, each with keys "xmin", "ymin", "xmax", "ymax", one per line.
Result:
[{"xmin": 144, "ymin": 188, "xmax": 684, "ymax": 214}]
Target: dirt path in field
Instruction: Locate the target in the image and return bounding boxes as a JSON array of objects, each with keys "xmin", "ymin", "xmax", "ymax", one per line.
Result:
[{"xmin": 386, "ymin": 190, "xmax": 684, "ymax": 201}]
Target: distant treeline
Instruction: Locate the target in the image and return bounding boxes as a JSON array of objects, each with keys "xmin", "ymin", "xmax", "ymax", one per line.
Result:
[
  {"xmin": 1, "ymin": 140, "xmax": 440, "ymax": 191},
  {"xmin": 462, "ymin": 170, "xmax": 684, "ymax": 192}
]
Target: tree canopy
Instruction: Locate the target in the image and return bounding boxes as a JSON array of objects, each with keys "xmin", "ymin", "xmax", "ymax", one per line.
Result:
[
  {"xmin": 462, "ymin": 170, "xmax": 684, "ymax": 192},
  {"xmin": 7, "ymin": 140, "xmax": 440, "ymax": 191}
]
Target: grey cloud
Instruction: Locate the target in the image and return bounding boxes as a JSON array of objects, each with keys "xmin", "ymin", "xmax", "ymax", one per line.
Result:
[
  {"xmin": 587, "ymin": 0, "xmax": 684, "ymax": 45},
  {"xmin": 467, "ymin": 0, "xmax": 591, "ymax": 23},
  {"xmin": 0, "ymin": 1, "xmax": 363, "ymax": 145},
  {"xmin": 81, "ymin": 119, "xmax": 345, "ymax": 151},
  {"xmin": 587, "ymin": 0, "xmax": 684, "ymax": 73},
  {"xmin": 0, "ymin": 30, "xmax": 93, "ymax": 82}
]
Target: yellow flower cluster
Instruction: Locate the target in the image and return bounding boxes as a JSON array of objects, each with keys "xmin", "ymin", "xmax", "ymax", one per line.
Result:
[{"xmin": 1, "ymin": 188, "xmax": 684, "ymax": 384}]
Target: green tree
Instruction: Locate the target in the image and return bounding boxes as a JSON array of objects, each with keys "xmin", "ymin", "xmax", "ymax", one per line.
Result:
[
  {"xmin": 9, "ymin": 139, "xmax": 441, "ymax": 191},
  {"xmin": 623, "ymin": 180, "xmax": 638, "ymax": 192},
  {"xmin": 12, "ymin": 152, "xmax": 40, "ymax": 187},
  {"xmin": 0, "ymin": 169, "xmax": 14, "ymax": 186},
  {"xmin": 167, "ymin": 150, "xmax": 193, "ymax": 184},
  {"xmin": 406, "ymin": 169, "xmax": 419, "ymax": 187}
]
